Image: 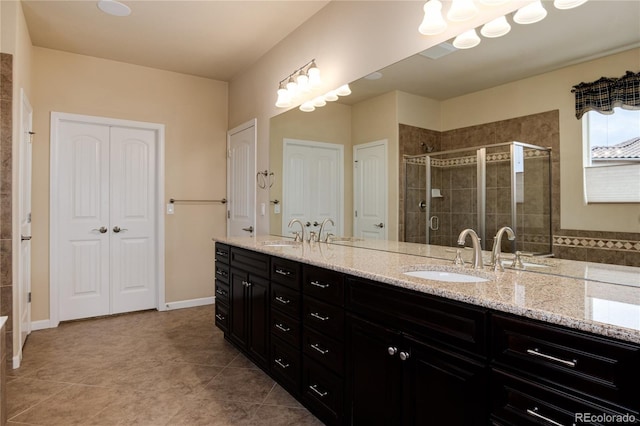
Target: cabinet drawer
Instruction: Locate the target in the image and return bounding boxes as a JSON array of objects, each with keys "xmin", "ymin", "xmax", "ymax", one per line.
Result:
[
  {"xmin": 347, "ymin": 277, "xmax": 488, "ymax": 356},
  {"xmin": 215, "ymin": 302, "xmax": 229, "ymax": 333},
  {"xmin": 491, "ymin": 369, "xmax": 637, "ymax": 426},
  {"xmin": 215, "ymin": 243, "xmax": 230, "ymax": 264},
  {"xmin": 271, "ymin": 309, "xmax": 301, "ymax": 348},
  {"xmin": 271, "ymin": 337, "xmax": 301, "ymax": 396},
  {"xmin": 303, "ymin": 265, "xmax": 344, "ymax": 306},
  {"xmin": 302, "ymin": 356, "xmax": 344, "ymax": 426},
  {"xmin": 491, "ymin": 314, "xmax": 640, "ymax": 410},
  {"xmin": 214, "ymin": 263, "xmax": 229, "ymax": 283},
  {"xmin": 271, "ymin": 257, "xmax": 301, "ymax": 290},
  {"xmin": 303, "ymin": 296, "xmax": 344, "ymax": 341},
  {"xmin": 214, "ymin": 280, "xmax": 229, "ymax": 305},
  {"xmin": 271, "ymin": 282, "xmax": 301, "ymax": 318},
  {"xmin": 230, "ymin": 247, "xmax": 269, "ymax": 277},
  {"xmin": 303, "ymin": 328, "xmax": 344, "ymax": 375}
]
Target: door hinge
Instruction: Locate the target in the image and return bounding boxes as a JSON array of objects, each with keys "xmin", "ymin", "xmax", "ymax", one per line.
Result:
[
  {"xmin": 227, "ymin": 149, "xmax": 232, "ymax": 158},
  {"xmin": 355, "ymin": 210, "xmax": 358, "ymax": 218},
  {"xmin": 27, "ymin": 212, "xmax": 32, "ymax": 223},
  {"xmin": 227, "ymin": 210, "xmax": 231, "ymax": 219},
  {"xmin": 28, "ymin": 292, "xmax": 31, "ymax": 303}
]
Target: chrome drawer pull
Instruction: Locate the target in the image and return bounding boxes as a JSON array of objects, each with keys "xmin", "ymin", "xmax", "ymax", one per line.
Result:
[
  {"xmin": 215, "ymin": 270, "xmax": 227, "ymax": 276},
  {"xmin": 310, "ymin": 280, "xmax": 330, "ymax": 289},
  {"xmin": 215, "ymin": 289, "xmax": 227, "ymax": 296},
  {"xmin": 275, "ymin": 296, "xmax": 291, "ymax": 305},
  {"xmin": 242, "ymin": 280, "xmax": 252, "ymax": 287},
  {"xmin": 310, "ymin": 343, "xmax": 329, "ymax": 355},
  {"xmin": 526, "ymin": 348, "xmax": 577, "ymax": 368},
  {"xmin": 216, "ymin": 250, "xmax": 227, "ymax": 257},
  {"xmin": 309, "ymin": 384, "xmax": 328, "ymax": 398},
  {"xmin": 275, "ymin": 268, "xmax": 291, "ymax": 276},
  {"xmin": 275, "ymin": 358, "xmax": 290, "ymax": 369},
  {"xmin": 526, "ymin": 408, "xmax": 564, "ymax": 426},
  {"xmin": 310, "ymin": 312, "xmax": 330, "ymax": 321},
  {"xmin": 215, "ymin": 313, "xmax": 225, "ymax": 321},
  {"xmin": 275, "ymin": 323, "xmax": 291, "ymax": 332}
]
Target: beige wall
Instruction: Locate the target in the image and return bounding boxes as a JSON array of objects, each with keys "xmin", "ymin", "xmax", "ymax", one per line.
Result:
[
  {"xmin": 228, "ymin": 1, "xmax": 524, "ymax": 234},
  {"xmin": 31, "ymin": 47, "xmax": 228, "ymax": 321},
  {"xmin": 441, "ymin": 48, "xmax": 640, "ymax": 233},
  {"xmin": 269, "ymin": 102, "xmax": 352, "ymax": 236},
  {"xmin": 397, "ymin": 91, "xmax": 441, "ymax": 130}
]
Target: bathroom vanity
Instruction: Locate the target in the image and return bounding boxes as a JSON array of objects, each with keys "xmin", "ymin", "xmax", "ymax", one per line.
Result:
[{"xmin": 213, "ymin": 236, "xmax": 639, "ymax": 426}]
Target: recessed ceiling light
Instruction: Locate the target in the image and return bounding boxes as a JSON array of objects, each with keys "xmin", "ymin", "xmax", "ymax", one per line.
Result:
[
  {"xmin": 97, "ymin": 0, "xmax": 131, "ymax": 17},
  {"xmin": 365, "ymin": 71, "xmax": 383, "ymax": 80}
]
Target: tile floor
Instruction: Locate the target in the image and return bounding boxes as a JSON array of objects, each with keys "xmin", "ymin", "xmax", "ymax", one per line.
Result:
[{"xmin": 7, "ymin": 306, "xmax": 324, "ymax": 425}]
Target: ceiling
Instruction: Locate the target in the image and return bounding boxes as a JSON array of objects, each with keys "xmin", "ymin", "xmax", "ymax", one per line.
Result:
[
  {"xmin": 346, "ymin": 0, "xmax": 640, "ymax": 103},
  {"xmin": 21, "ymin": 0, "xmax": 330, "ymax": 81}
]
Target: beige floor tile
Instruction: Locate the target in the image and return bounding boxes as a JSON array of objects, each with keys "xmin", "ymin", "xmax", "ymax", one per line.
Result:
[
  {"xmin": 250, "ymin": 404, "xmax": 325, "ymax": 426},
  {"xmin": 167, "ymin": 398, "xmax": 260, "ymax": 426},
  {"xmin": 6, "ymin": 377, "xmax": 71, "ymax": 419},
  {"xmin": 263, "ymin": 384, "xmax": 304, "ymax": 408},
  {"xmin": 201, "ymin": 367, "xmax": 276, "ymax": 404}
]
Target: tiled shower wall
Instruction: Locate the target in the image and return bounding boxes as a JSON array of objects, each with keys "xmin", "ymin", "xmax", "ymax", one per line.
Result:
[
  {"xmin": 399, "ymin": 110, "xmax": 640, "ymax": 266},
  {"xmin": 0, "ymin": 53, "xmax": 13, "ymax": 367}
]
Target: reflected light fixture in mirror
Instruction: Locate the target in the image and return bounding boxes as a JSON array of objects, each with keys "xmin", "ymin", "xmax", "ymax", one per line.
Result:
[
  {"xmin": 419, "ymin": 0, "xmax": 448, "ymax": 35},
  {"xmin": 554, "ymin": 0, "xmax": 588, "ymax": 9},
  {"xmin": 513, "ymin": 0, "xmax": 548, "ymax": 24},
  {"xmin": 480, "ymin": 15, "xmax": 511, "ymax": 38},
  {"xmin": 97, "ymin": 0, "xmax": 131, "ymax": 16},
  {"xmin": 453, "ymin": 28, "xmax": 481, "ymax": 49}
]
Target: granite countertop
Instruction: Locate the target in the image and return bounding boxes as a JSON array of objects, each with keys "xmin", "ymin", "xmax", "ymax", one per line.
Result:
[{"xmin": 213, "ymin": 235, "xmax": 640, "ymax": 344}]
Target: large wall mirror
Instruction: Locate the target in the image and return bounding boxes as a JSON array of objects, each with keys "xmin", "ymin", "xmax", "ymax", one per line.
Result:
[{"xmin": 268, "ymin": 1, "xmax": 640, "ymax": 282}]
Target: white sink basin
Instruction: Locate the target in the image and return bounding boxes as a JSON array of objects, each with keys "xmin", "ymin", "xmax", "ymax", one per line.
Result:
[
  {"xmin": 501, "ymin": 260, "xmax": 549, "ymax": 269},
  {"xmin": 404, "ymin": 270, "xmax": 489, "ymax": 283},
  {"xmin": 261, "ymin": 240, "xmax": 301, "ymax": 247}
]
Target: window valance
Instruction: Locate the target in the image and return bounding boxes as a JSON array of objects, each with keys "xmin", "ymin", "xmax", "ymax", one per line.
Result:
[{"xmin": 572, "ymin": 70, "xmax": 640, "ymax": 119}]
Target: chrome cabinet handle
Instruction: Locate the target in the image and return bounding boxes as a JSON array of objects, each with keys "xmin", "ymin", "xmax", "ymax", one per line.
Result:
[
  {"xmin": 215, "ymin": 289, "xmax": 227, "ymax": 296},
  {"xmin": 309, "ymin": 280, "xmax": 330, "ymax": 289},
  {"xmin": 242, "ymin": 280, "xmax": 252, "ymax": 287},
  {"xmin": 310, "ymin": 312, "xmax": 330, "ymax": 321},
  {"xmin": 215, "ymin": 270, "xmax": 228, "ymax": 277},
  {"xmin": 373, "ymin": 222, "xmax": 384, "ymax": 228},
  {"xmin": 526, "ymin": 408, "xmax": 564, "ymax": 426},
  {"xmin": 309, "ymin": 384, "xmax": 328, "ymax": 398},
  {"xmin": 274, "ymin": 358, "xmax": 290, "ymax": 369},
  {"xmin": 275, "ymin": 268, "xmax": 291, "ymax": 276},
  {"xmin": 526, "ymin": 348, "xmax": 577, "ymax": 368},
  {"xmin": 310, "ymin": 343, "xmax": 329, "ymax": 355},
  {"xmin": 112, "ymin": 226, "xmax": 128, "ymax": 233},
  {"xmin": 399, "ymin": 351, "xmax": 410, "ymax": 361},
  {"xmin": 387, "ymin": 346, "xmax": 398, "ymax": 356},
  {"xmin": 215, "ymin": 250, "xmax": 227, "ymax": 257},
  {"xmin": 275, "ymin": 323, "xmax": 291, "ymax": 332},
  {"xmin": 242, "ymin": 226, "xmax": 254, "ymax": 233},
  {"xmin": 215, "ymin": 313, "xmax": 225, "ymax": 321},
  {"xmin": 275, "ymin": 296, "xmax": 290, "ymax": 305},
  {"xmin": 92, "ymin": 227, "xmax": 108, "ymax": 234}
]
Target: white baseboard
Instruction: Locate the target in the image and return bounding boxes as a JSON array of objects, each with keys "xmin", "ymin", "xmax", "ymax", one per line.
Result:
[
  {"xmin": 31, "ymin": 319, "xmax": 55, "ymax": 331},
  {"xmin": 13, "ymin": 354, "xmax": 21, "ymax": 369},
  {"xmin": 164, "ymin": 296, "xmax": 215, "ymax": 310}
]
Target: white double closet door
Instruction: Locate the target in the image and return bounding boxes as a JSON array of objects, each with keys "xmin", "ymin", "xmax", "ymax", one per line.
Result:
[{"xmin": 54, "ymin": 117, "xmax": 158, "ymax": 322}]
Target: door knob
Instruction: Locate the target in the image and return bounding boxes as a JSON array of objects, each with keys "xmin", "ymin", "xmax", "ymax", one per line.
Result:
[
  {"xmin": 399, "ymin": 351, "xmax": 410, "ymax": 361},
  {"xmin": 92, "ymin": 227, "xmax": 108, "ymax": 234},
  {"xmin": 387, "ymin": 346, "xmax": 398, "ymax": 356},
  {"xmin": 21, "ymin": 235, "xmax": 32, "ymax": 241},
  {"xmin": 374, "ymin": 223, "xmax": 384, "ymax": 228},
  {"xmin": 112, "ymin": 226, "xmax": 128, "ymax": 233},
  {"xmin": 242, "ymin": 226, "xmax": 254, "ymax": 233}
]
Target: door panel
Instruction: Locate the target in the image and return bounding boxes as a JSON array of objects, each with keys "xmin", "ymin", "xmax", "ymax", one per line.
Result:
[
  {"xmin": 354, "ymin": 140, "xmax": 387, "ymax": 239},
  {"xmin": 110, "ymin": 127, "xmax": 156, "ymax": 313},
  {"xmin": 227, "ymin": 123, "xmax": 256, "ymax": 237},
  {"xmin": 19, "ymin": 91, "xmax": 33, "ymax": 348},
  {"xmin": 58, "ymin": 121, "xmax": 111, "ymax": 321}
]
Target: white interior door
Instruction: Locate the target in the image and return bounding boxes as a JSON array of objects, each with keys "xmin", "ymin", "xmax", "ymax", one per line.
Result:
[
  {"xmin": 53, "ymin": 114, "xmax": 162, "ymax": 323},
  {"xmin": 110, "ymin": 127, "xmax": 157, "ymax": 314},
  {"xmin": 19, "ymin": 89, "xmax": 33, "ymax": 348},
  {"xmin": 354, "ymin": 140, "xmax": 388, "ymax": 239},
  {"xmin": 227, "ymin": 120, "xmax": 256, "ymax": 237},
  {"xmin": 282, "ymin": 139, "xmax": 343, "ymax": 238},
  {"xmin": 57, "ymin": 121, "xmax": 111, "ymax": 321}
]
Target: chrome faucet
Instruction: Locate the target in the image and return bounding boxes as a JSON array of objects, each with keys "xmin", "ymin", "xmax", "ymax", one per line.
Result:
[
  {"xmin": 491, "ymin": 226, "xmax": 516, "ymax": 272},
  {"xmin": 318, "ymin": 218, "xmax": 335, "ymax": 242},
  {"xmin": 457, "ymin": 228, "xmax": 483, "ymax": 269},
  {"xmin": 288, "ymin": 218, "xmax": 305, "ymax": 243}
]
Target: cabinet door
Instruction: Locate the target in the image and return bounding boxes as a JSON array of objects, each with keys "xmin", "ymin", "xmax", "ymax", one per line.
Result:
[
  {"xmin": 402, "ymin": 335, "xmax": 488, "ymax": 426},
  {"xmin": 229, "ymin": 268, "xmax": 248, "ymax": 347},
  {"xmin": 347, "ymin": 315, "xmax": 401, "ymax": 425},
  {"xmin": 247, "ymin": 274, "xmax": 270, "ymax": 367}
]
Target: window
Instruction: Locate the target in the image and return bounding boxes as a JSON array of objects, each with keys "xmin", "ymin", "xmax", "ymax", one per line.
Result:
[{"xmin": 582, "ymin": 108, "xmax": 640, "ymax": 203}]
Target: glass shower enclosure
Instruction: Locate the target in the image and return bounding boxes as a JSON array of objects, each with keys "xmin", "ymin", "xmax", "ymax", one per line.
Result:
[{"xmin": 403, "ymin": 141, "xmax": 552, "ymax": 255}]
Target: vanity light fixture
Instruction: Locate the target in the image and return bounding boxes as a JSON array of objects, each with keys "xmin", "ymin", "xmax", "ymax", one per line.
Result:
[
  {"xmin": 478, "ymin": 0, "xmax": 510, "ymax": 5},
  {"xmin": 553, "ymin": 0, "xmax": 588, "ymax": 9},
  {"xmin": 480, "ymin": 15, "xmax": 511, "ymax": 38},
  {"xmin": 312, "ymin": 96, "xmax": 327, "ymax": 107},
  {"xmin": 275, "ymin": 82, "xmax": 292, "ymax": 108},
  {"xmin": 324, "ymin": 90, "xmax": 339, "ymax": 102},
  {"xmin": 299, "ymin": 101, "xmax": 316, "ymax": 112},
  {"xmin": 97, "ymin": 0, "xmax": 131, "ymax": 16},
  {"xmin": 275, "ymin": 59, "xmax": 321, "ymax": 108},
  {"xmin": 447, "ymin": 0, "xmax": 479, "ymax": 21},
  {"xmin": 335, "ymin": 84, "xmax": 352, "ymax": 97},
  {"xmin": 418, "ymin": 0, "xmax": 448, "ymax": 35},
  {"xmin": 513, "ymin": 0, "xmax": 547, "ymax": 24},
  {"xmin": 453, "ymin": 28, "xmax": 481, "ymax": 49}
]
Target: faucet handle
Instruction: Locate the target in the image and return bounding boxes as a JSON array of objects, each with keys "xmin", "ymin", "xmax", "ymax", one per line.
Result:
[
  {"xmin": 324, "ymin": 232, "xmax": 334, "ymax": 243},
  {"xmin": 452, "ymin": 249, "xmax": 465, "ymax": 266},
  {"xmin": 308, "ymin": 231, "xmax": 317, "ymax": 242},
  {"xmin": 290, "ymin": 231, "xmax": 301, "ymax": 242}
]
